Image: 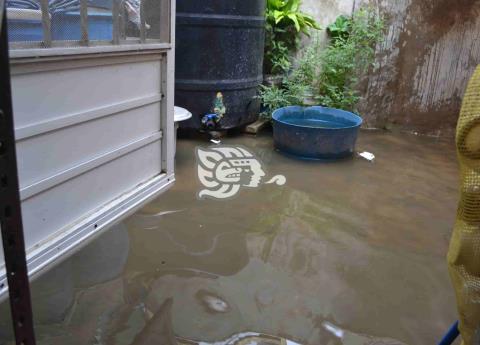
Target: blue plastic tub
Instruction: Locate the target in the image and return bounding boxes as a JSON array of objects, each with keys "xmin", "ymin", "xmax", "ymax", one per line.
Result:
[
  {"xmin": 51, "ymin": 11, "xmax": 113, "ymax": 40},
  {"xmin": 7, "ymin": 18, "xmax": 43, "ymax": 42},
  {"xmin": 272, "ymin": 106, "xmax": 363, "ymax": 160}
]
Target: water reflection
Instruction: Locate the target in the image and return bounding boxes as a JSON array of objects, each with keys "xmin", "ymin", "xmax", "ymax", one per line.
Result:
[{"xmin": 0, "ymin": 131, "xmax": 460, "ymax": 345}]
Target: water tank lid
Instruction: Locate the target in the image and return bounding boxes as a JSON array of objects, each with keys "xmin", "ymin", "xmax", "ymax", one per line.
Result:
[{"xmin": 174, "ymin": 106, "xmax": 192, "ymax": 122}]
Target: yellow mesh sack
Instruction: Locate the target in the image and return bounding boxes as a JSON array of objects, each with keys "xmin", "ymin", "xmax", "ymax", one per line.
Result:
[{"xmin": 447, "ymin": 66, "xmax": 480, "ymax": 345}]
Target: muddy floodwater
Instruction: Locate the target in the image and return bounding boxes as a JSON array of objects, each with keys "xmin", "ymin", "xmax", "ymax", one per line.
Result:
[{"xmin": 0, "ymin": 131, "xmax": 461, "ymax": 345}]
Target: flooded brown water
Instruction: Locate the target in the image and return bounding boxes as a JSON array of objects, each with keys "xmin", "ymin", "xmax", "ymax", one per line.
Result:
[{"xmin": 0, "ymin": 130, "xmax": 460, "ymax": 345}]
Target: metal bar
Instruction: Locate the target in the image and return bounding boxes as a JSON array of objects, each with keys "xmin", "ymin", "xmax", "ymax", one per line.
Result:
[
  {"xmin": 160, "ymin": 0, "xmax": 174, "ymax": 175},
  {"xmin": 139, "ymin": 0, "xmax": 145, "ymax": 42},
  {"xmin": 112, "ymin": 0, "xmax": 120, "ymax": 44},
  {"xmin": 160, "ymin": 53, "xmax": 168, "ymax": 171},
  {"xmin": 39, "ymin": 0, "xmax": 51, "ymax": 47},
  {"xmin": 80, "ymin": 0, "xmax": 88, "ymax": 44},
  {"xmin": 0, "ymin": 8, "xmax": 37, "ymax": 345},
  {"xmin": 119, "ymin": 0, "xmax": 126, "ymax": 40},
  {"xmin": 0, "ymin": 0, "xmax": 5, "ymax": 30}
]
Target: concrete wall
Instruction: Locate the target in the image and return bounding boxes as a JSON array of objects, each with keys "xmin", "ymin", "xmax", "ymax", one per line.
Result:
[
  {"xmin": 300, "ymin": 0, "xmax": 480, "ymax": 136},
  {"xmin": 301, "ymin": 0, "xmax": 354, "ymax": 46}
]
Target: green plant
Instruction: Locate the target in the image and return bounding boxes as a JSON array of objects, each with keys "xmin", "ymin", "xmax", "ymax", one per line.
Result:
[
  {"xmin": 263, "ymin": 0, "xmax": 320, "ymax": 75},
  {"xmin": 265, "ymin": 38, "xmax": 292, "ymax": 75},
  {"xmin": 326, "ymin": 15, "xmax": 351, "ymax": 42},
  {"xmin": 259, "ymin": 83, "xmax": 307, "ymax": 119},
  {"xmin": 259, "ymin": 38, "xmax": 320, "ymax": 118},
  {"xmin": 317, "ymin": 7, "xmax": 384, "ymax": 111},
  {"xmin": 266, "ymin": 0, "xmax": 319, "ymax": 34},
  {"xmin": 260, "ymin": 6, "xmax": 384, "ymax": 118},
  {"xmin": 259, "ymin": 85, "xmax": 289, "ymax": 119}
]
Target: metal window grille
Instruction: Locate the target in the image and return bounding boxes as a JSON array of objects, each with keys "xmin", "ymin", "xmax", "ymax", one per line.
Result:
[{"xmin": 5, "ymin": 0, "xmax": 170, "ymax": 50}]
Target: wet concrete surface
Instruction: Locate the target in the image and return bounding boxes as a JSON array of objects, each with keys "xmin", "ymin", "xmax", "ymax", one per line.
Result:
[{"xmin": 0, "ymin": 130, "xmax": 461, "ymax": 344}]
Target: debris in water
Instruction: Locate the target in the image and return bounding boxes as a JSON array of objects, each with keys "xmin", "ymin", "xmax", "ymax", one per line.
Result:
[
  {"xmin": 211, "ymin": 139, "xmax": 221, "ymax": 145},
  {"xmin": 358, "ymin": 151, "xmax": 375, "ymax": 162},
  {"xmin": 129, "ymin": 209, "xmax": 184, "ymax": 230},
  {"xmin": 203, "ymin": 295, "xmax": 229, "ymax": 312},
  {"xmin": 147, "ymin": 210, "xmax": 184, "ymax": 217},
  {"xmin": 321, "ymin": 321, "xmax": 409, "ymax": 344},
  {"xmin": 323, "ymin": 322, "xmax": 345, "ymax": 338},
  {"xmin": 196, "ymin": 290, "xmax": 230, "ymax": 313}
]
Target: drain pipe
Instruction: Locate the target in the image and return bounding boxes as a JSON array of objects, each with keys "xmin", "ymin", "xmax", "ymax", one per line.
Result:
[{"xmin": 438, "ymin": 321, "xmax": 459, "ymax": 345}]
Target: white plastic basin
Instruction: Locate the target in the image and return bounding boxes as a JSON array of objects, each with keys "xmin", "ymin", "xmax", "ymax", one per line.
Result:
[{"xmin": 174, "ymin": 106, "xmax": 192, "ymax": 155}]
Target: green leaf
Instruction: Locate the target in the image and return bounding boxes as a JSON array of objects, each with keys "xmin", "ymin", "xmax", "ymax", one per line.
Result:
[
  {"xmin": 306, "ymin": 18, "xmax": 321, "ymax": 29},
  {"xmin": 273, "ymin": 10, "xmax": 284, "ymax": 23},
  {"xmin": 287, "ymin": 13, "xmax": 301, "ymax": 31},
  {"xmin": 275, "ymin": 16, "xmax": 284, "ymax": 24},
  {"xmin": 283, "ymin": 0, "xmax": 298, "ymax": 12},
  {"xmin": 267, "ymin": 0, "xmax": 284, "ymax": 10},
  {"xmin": 290, "ymin": 0, "xmax": 300, "ymax": 12}
]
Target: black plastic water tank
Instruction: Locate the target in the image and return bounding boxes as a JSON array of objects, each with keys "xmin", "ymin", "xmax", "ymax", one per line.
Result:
[{"xmin": 175, "ymin": 0, "xmax": 265, "ymax": 130}]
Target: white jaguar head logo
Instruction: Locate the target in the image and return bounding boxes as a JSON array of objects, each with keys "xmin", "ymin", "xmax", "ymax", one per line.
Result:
[{"xmin": 196, "ymin": 146, "xmax": 286, "ymax": 200}]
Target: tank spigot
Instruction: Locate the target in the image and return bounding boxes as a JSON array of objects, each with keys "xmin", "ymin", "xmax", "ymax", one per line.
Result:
[
  {"xmin": 201, "ymin": 113, "xmax": 221, "ymax": 130},
  {"xmin": 201, "ymin": 92, "xmax": 227, "ymax": 130}
]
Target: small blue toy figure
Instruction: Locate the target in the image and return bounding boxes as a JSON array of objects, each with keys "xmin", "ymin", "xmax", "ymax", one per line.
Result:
[{"xmin": 201, "ymin": 92, "xmax": 226, "ymax": 130}]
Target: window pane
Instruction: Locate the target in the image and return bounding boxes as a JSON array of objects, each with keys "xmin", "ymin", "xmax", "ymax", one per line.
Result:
[
  {"xmin": 123, "ymin": 0, "xmax": 140, "ymax": 39},
  {"xmin": 50, "ymin": 0, "xmax": 82, "ymax": 41},
  {"xmin": 86, "ymin": 0, "xmax": 113, "ymax": 41},
  {"xmin": 50, "ymin": 0, "xmax": 113, "ymax": 42},
  {"xmin": 6, "ymin": 0, "xmax": 44, "ymax": 42},
  {"xmin": 144, "ymin": 0, "xmax": 160, "ymax": 39}
]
